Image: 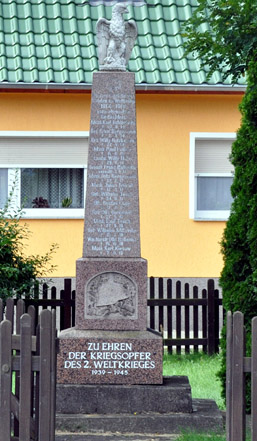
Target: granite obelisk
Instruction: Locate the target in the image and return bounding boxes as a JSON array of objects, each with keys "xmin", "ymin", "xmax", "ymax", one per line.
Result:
[
  {"xmin": 57, "ymin": 4, "xmax": 163, "ymax": 384},
  {"xmin": 75, "ymin": 70, "xmax": 148, "ymax": 332}
]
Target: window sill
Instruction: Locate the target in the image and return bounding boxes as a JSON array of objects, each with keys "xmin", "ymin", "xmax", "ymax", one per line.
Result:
[
  {"xmin": 194, "ymin": 218, "xmax": 228, "ymax": 221},
  {"xmin": 193, "ymin": 210, "xmax": 230, "ymax": 221},
  {"xmin": 22, "ymin": 208, "xmax": 85, "ymax": 219}
]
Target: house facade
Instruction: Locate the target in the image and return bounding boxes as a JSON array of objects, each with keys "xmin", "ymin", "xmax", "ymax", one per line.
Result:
[{"xmin": 0, "ymin": 0, "xmax": 245, "ymax": 279}]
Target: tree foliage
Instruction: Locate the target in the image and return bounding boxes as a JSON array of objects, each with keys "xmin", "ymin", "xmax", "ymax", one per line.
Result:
[
  {"xmin": 183, "ymin": 0, "xmax": 257, "ymax": 82},
  {"xmin": 184, "ymin": 0, "xmax": 257, "ymax": 410},
  {"xmin": 0, "ymin": 182, "xmax": 57, "ymax": 300},
  {"xmin": 218, "ymin": 58, "xmax": 257, "ymax": 410},
  {"xmin": 221, "ymin": 59, "xmax": 257, "ymax": 313}
]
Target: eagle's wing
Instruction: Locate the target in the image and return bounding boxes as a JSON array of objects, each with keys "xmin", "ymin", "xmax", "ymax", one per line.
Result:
[
  {"xmin": 124, "ymin": 20, "xmax": 138, "ymax": 65},
  {"xmin": 96, "ymin": 18, "xmax": 110, "ymax": 66}
]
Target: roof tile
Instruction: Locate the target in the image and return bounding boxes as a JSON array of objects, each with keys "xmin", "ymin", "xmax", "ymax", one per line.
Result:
[{"xmin": 0, "ymin": 0, "xmax": 245, "ymax": 87}]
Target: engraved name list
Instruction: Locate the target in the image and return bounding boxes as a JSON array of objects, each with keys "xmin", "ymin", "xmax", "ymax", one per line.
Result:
[{"xmin": 84, "ymin": 73, "xmax": 141, "ymax": 258}]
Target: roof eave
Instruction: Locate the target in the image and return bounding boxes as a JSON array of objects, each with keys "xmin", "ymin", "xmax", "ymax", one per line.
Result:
[
  {"xmin": 136, "ymin": 83, "xmax": 246, "ymax": 93},
  {"xmin": 0, "ymin": 81, "xmax": 246, "ymax": 93}
]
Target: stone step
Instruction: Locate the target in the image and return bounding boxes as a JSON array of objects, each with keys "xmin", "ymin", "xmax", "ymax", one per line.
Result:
[
  {"xmin": 55, "ymin": 432, "xmax": 179, "ymax": 441},
  {"xmin": 56, "ymin": 376, "xmax": 192, "ymax": 415},
  {"xmin": 56, "ymin": 399, "xmax": 224, "ymax": 436}
]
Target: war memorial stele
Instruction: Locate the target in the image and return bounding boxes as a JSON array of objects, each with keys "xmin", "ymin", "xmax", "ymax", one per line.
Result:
[
  {"xmin": 57, "ymin": 3, "xmax": 163, "ymax": 385},
  {"xmin": 55, "ymin": 6, "xmax": 222, "ymax": 434}
]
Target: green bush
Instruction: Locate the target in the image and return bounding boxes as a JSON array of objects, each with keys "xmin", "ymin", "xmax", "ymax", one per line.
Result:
[
  {"xmin": 219, "ymin": 57, "xmax": 257, "ymax": 411},
  {"xmin": 0, "ymin": 180, "xmax": 57, "ymax": 300}
]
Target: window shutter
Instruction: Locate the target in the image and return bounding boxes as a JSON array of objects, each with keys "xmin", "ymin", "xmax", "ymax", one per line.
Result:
[
  {"xmin": 0, "ymin": 137, "xmax": 88, "ymax": 165},
  {"xmin": 195, "ymin": 139, "xmax": 233, "ymax": 173}
]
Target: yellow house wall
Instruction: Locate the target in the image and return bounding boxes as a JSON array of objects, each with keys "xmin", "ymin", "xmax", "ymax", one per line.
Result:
[{"xmin": 0, "ymin": 92, "xmax": 242, "ymax": 277}]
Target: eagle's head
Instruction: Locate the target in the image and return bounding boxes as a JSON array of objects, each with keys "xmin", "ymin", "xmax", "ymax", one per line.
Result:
[{"xmin": 113, "ymin": 3, "xmax": 129, "ymax": 15}]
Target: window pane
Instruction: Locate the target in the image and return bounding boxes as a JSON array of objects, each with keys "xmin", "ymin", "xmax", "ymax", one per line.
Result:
[
  {"xmin": 197, "ymin": 176, "xmax": 233, "ymax": 211},
  {"xmin": 0, "ymin": 169, "xmax": 8, "ymax": 209},
  {"xmin": 21, "ymin": 168, "xmax": 84, "ymax": 208}
]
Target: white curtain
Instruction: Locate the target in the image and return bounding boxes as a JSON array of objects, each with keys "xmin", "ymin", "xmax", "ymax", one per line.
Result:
[
  {"xmin": 21, "ymin": 168, "xmax": 84, "ymax": 208},
  {"xmin": 0, "ymin": 169, "xmax": 8, "ymax": 209},
  {"xmin": 197, "ymin": 176, "xmax": 233, "ymax": 211}
]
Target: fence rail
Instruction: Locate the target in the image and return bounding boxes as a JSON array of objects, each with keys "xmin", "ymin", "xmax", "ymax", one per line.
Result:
[
  {"xmin": 0, "ymin": 303, "xmax": 56, "ymax": 441},
  {"xmin": 226, "ymin": 311, "xmax": 257, "ymax": 441},
  {"xmin": 0, "ymin": 278, "xmax": 223, "ymax": 354}
]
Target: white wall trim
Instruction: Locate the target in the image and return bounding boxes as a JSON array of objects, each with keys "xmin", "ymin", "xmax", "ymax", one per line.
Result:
[
  {"xmin": 22, "ymin": 208, "xmax": 85, "ymax": 219},
  {"xmin": 189, "ymin": 132, "xmax": 236, "ymax": 221},
  {"xmin": 0, "ymin": 131, "xmax": 89, "ymax": 138},
  {"xmin": 0, "ymin": 131, "xmax": 89, "ymax": 219},
  {"xmin": 1, "ymin": 164, "xmax": 87, "ymax": 168}
]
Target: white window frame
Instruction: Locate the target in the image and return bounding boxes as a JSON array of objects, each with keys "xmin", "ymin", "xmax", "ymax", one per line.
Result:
[
  {"xmin": 189, "ymin": 132, "xmax": 236, "ymax": 221},
  {"xmin": 1, "ymin": 131, "xmax": 89, "ymax": 219}
]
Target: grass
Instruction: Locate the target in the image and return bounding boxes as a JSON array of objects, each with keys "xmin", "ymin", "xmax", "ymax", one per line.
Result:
[
  {"xmin": 176, "ymin": 431, "xmax": 250, "ymax": 441},
  {"xmin": 163, "ymin": 351, "xmax": 225, "ymax": 410},
  {"xmin": 176, "ymin": 432, "xmax": 226, "ymax": 441},
  {"xmin": 163, "ymin": 353, "xmax": 226, "ymax": 440},
  {"xmin": 164, "ymin": 352, "xmax": 251, "ymax": 441}
]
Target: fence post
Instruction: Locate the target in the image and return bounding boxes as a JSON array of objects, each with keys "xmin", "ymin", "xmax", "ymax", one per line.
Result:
[
  {"xmin": 193, "ymin": 286, "xmax": 199, "ymax": 353},
  {"xmin": 19, "ymin": 314, "xmax": 32, "ymax": 441},
  {"xmin": 38, "ymin": 309, "xmax": 52, "ymax": 441},
  {"xmin": 60, "ymin": 279, "xmax": 72, "ymax": 330},
  {"xmin": 207, "ymin": 279, "xmax": 215, "ymax": 355},
  {"xmin": 27, "ymin": 305, "xmax": 36, "ymax": 336},
  {"xmin": 167, "ymin": 279, "xmax": 172, "ymax": 354},
  {"xmin": 0, "ymin": 299, "xmax": 3, "ymax": 322},
  {"xmin": 5, "ymin": 299, "xmax": 14, "ymax": 332},
  {"xmin": 42, "ymin": 283, "xmax": 48, "ymax": 308},
  {"xmin": 0, "ymin": 320, "xmax": 12, "ymax": 441},
  {"xmin": 176, "ymin": 281, "xmax": 181, "ymax": 355},
  {"xmin": 158, "ymin": 278, "xmax": 164, "ymax": 335},
  {"xmin": 202, "ymin": 288, "xmax": 207, "ymax": 353},
  {"xmin": 72, "ymin": 288, "xmax": 76, "ymax": 327},
  {"xmin": 14, "ymin": 299, "xmax": 25, "ymax": 437},
  {"xmin": 252, "ymin": 316, "xmax": 257, "ymax": 441},
  {"xmin": 16, "ymin": 299, "xmax": 25, "ymax": 330},
  {"xmin": 184, "ymin": 283, "xmax": 190, "ymax": 354},
  {"xmin": 231, "ymin": 311, "xmax": 245, "ymax": 441},
  {"xmin": 226, "ymin": 311, "xmax": 233, "ymax": 441},
  {"xmin": 214, "ymin": 288, "xmax": 220, "ymax": 353},
  {"xmin": 50, "ymin": 310, "xmax": 57, "ymax": 441},
  {"xmin": 149, "ymin": 277, "xmax": 155, "ymax": 330}
]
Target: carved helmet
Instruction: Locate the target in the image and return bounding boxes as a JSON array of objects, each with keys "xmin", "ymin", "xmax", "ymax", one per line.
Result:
[{"xmin": 96, "ymin": 277, "xmax": 129, "ymax": 307}]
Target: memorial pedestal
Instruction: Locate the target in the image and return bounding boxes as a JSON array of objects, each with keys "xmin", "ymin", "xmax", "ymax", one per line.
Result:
[{"xmin": 57, "ymin": 328, "xmax": 163, "ymax": 385}]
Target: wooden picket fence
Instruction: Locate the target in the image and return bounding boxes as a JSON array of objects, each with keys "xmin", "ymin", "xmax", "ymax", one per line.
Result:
[
  {"xmin": 1, "ymin": 277, "xmax": 223, "ymax": 354},
  {"xmin": 226, "ymin": 311, "xmax": 257, "ymax": 441},
  {"xmin": 148, "ymin": 278, "xmax": 223, "ymax": 354},
  {"xmin": 8, "ymin": 279, "xmax": 76, "ymax": 332},
  {"xmin": 0, "ymin": 299, "xmax": 56, "ymax": 441}
]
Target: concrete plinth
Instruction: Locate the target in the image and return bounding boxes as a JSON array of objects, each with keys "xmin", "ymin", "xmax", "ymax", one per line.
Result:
[{"xmin": 56, "ymin": 376, "xmax": 192, "ymax": 414}]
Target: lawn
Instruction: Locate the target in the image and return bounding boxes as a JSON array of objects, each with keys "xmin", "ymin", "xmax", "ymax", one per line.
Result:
[
  {"xmin": 163, "ymin": 351, "xmax": 225, "ymax": 410},
  {"xmin": 176, "ymin": 433, "xmax": 226, "ymax": 441},
  {"xmin": 163, "ymin": 352, "xmax": 226, "ymax": 441}
]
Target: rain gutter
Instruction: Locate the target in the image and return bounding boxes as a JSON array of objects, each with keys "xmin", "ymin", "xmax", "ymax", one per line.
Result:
[{"xmin": 0, "ymin": 82, "xmax": 246, "ymax": 93}]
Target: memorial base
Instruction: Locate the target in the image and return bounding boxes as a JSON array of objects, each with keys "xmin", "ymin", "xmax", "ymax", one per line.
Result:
[
  {"xmin": 55, "ymin": 378, "xmax": 224, "ymax": 439},
  {"xmin": 57, "ymin": 328, "xmax": 163, "ymax": 385},
  {"xmin": 56, "ymin": 376, "xmax": 192, "ymax": 414}
]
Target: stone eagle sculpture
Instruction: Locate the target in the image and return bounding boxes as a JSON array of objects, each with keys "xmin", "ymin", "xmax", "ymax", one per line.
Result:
[{"xmin": 96, "ymin": 3, "xmax": 138, "ymax": 71}]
